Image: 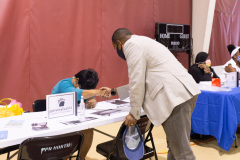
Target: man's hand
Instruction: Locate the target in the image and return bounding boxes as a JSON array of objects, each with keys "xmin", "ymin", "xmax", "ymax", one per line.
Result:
[
  {"xmin": 86, "ymin": 97, "xmax": 97, "ymax": 109},
  {"xmin": 225, "ymin": 64, "xmax": 237, "ymax": 72},
  {"xmin": 124, "ymin": 113, "xmax": 137, "ymax": 127},
  {"xmin": 99, "ymin": 87, "xmax": 112, "ymax": 99}
]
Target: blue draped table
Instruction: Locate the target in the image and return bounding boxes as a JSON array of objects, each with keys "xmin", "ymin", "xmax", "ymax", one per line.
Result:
[{"xmin": 191, "ymin": 87, "xmax": 240, "ymax": 151}]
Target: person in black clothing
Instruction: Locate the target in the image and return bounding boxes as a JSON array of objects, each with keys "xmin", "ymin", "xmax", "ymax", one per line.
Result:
[{"xmin": 189, "ymin": 52, "xmax": 219, "ymax": 83}]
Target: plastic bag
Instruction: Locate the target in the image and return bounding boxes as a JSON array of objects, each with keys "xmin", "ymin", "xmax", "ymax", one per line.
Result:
[{"xmin": 0, "ymin": 98, "xmax": 23, "ymax": 118}]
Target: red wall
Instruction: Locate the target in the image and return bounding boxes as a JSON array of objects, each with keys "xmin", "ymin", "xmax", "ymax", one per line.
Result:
[
  {"xmin": 0, "ymin": 0, "xmax": 192, "ymax": 111},
  {"xmin": 209, "ymin": 0, "xmax": 240, "ymax": 66}
]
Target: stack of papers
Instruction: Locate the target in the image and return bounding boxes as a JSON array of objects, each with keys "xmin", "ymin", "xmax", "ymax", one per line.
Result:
[{"xmin": 5, "ymin": 120, "xmax": 25, "ymax": 128}]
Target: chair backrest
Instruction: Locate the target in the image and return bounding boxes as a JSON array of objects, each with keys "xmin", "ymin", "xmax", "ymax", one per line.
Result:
[
  {"xmin": 212, "ymin": 65, "xmax": 224, "ymax": 76},
  {"xmin": 138, "ymin": 116, "xmax": 157, "ymax": 159},
  {"xmin": 137, "ymin": 115, "xmax": 151, "ymax": 135},
  {"xmin": 32, "ymin": 99, "xmax": 46, "ymax": 112},
  {"xmin": 17, "ymin": 131, "xmax": 84, "ymax": 160}
]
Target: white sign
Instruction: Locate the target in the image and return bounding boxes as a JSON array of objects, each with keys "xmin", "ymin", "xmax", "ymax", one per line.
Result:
[
  {"xmin": 46, "ymin": 92, "xmax": 77, "ymax": 119},
  {"xmin": 225, "ymin": 72, "xmax": 239, "ymax": 88}
]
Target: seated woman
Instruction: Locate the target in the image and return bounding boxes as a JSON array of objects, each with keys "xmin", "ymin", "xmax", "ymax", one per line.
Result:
[
  {"xmin": 51, "ymin": 68, "xmax": 105, "ymax": 160},
  {"xmin": 52, "ymin": 68, "xmax": 105, "ymax": 108},
  {"xmin": 224, "ymin": 44, "xmax": 240, "ymax": 73},
  {"xmin": 189, "ymin": 52, "xmax": 219, "ymax": 83}
]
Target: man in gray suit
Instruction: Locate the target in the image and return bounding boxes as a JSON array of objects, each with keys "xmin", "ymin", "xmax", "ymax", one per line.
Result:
[{"xmin": 102, "ymin": 28, "xmax": 200, "ymax": 160}]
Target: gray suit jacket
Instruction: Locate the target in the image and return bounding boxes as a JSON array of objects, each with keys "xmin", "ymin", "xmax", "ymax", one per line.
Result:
[{"xmin": 118, "ymin": 35, "xmax": 200, "ymax": 126}]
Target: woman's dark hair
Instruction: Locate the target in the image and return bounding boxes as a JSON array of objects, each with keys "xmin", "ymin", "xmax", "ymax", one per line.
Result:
[
  {"xmin": 195, "ymin": 52, "xmax": 209, "ymax": 63},
  {"xmin": 75, "ymin": 68, "xmax": 99, "ymax": 89},
  {"xmin": 227, "ymin": 44, "xmax": 236, "ymax": 56}
]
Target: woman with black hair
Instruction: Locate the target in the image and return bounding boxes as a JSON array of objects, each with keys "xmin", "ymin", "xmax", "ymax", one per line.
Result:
[
  {"xmin": 52, "ymin": 68, "xmax": 106, "ymax": 108},
  {"xmin": 51, "ymin": 68, "xmax": 106, "ymax": 160},
  {"xmin": 189, "ymin": 52, "xmax": 219, "ymax": 83},
  {"xmin": 224, "ymin": 44, "xmax": 240, "ymax": 73}
]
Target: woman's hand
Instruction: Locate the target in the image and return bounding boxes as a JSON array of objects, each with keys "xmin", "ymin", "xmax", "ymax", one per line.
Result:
[
  {"xmin": 203, "ymin": 67, "xmax": 211, "ymax": 74},
  {"xmin": 198, "ymin": 64, "xmax": 211, "ymax": 74},
  {"xmin": 225, "ymin": 64, "xmax": 237, "ymax": 72},
  {"xmin": 86, "ymin": 97, "xmax": 97, "ymax": 109},
  {"xmin": 82, "ymin": 89, "xmax": 108, "ymax": 99}
]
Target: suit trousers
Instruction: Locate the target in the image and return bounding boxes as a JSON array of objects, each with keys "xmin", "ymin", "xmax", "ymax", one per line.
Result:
[{"xmin": 162, "ymin": 95, "xmax": 198, "ymax": 160}]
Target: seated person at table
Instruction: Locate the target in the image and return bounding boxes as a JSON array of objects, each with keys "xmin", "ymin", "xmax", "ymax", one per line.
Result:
[
  {"xmin": 224, "ymin": 44, "xmax": 240, "ymax": 73},
  {"xmin": 52, "ymin": 68, "xmax": 106, "ymax": 160},
  {"xmin": 189, "ymin": 52, "xmax": 219, "ymax": 83},
  {"xmin": 52, "ymin": 68, "xmax": 106, "ymax": 108}
]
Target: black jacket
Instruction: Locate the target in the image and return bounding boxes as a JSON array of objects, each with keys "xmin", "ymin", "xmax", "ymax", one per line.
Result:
[{"xmin": 188, "ymin": 64, "xmax": 219, "ymax": 83}]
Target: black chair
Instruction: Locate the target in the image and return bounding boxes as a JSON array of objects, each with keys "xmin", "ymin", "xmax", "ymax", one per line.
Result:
[
  {"xmin": 32, "ymin": 99, "xmax": 46, "ymax": 112},
  {"xmin": 96, "ymin": 115, "xmax": 158, "ymax": 160},
  {"xmin": 17, "ymin": 131, "xmax": 84, "ymax": 160},
  {"xmin": 32, "ymin": 99, "xmax": 87, "ymax": 159}
]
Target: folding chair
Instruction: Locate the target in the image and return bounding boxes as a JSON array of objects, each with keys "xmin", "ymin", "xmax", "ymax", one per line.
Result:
[
  {"xmin": 32, "ymin": 99, "xmax": 46, "ymax": 112},
  {"xmin": 96, "ymin": 115, "xmax": 158, "ymax": 160},
  {"xmin": 0, "ymin": 145, "xmax": 19, "ymax": 160},
  {"xmin": 17, "ymin": 131, "xmax": 84, "ymax": 160}
]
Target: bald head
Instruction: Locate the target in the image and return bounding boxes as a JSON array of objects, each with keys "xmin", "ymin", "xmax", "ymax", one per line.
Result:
[{"xmin": 112, "ymin": 28, "xmax": 133, "ymax": 44}]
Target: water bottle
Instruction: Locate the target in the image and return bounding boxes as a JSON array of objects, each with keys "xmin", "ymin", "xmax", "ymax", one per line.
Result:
[{"xmin": 78, "ymin": 96, "xmax": 85, "ymax": 118}]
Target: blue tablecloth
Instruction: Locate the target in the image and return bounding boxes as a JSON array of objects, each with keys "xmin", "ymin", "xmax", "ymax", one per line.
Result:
[{"xmin": 191, "ymin": 87, "xmax": 240, "ymax": 151}]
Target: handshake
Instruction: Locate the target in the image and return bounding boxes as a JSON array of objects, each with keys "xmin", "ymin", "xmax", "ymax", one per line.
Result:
[{"xmin": 97, "ymin": 87, "xmax": 116, "ymax": 99}]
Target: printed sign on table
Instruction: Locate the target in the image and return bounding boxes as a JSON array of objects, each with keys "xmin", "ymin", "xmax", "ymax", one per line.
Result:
[
  {"xmin": 225, "ymin": 72, "xmax": 239, "ymax": 88},
  {"xmin": 46, "ymin": 92, "xmax": 77, "ymax": 119}
]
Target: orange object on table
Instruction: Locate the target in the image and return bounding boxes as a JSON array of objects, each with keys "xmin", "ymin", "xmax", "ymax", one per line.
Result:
[{"xmin": 212, "ymin": 78, "xmax": 221, "ymax": 87}]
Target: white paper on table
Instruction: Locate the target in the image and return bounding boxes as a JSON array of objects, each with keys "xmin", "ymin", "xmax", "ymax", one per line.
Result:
[
  {"xmin": 5, "ymin": 120, "xmax": 25, "ymax": 128},
  {"xmin": 198, "ymin": 84, "xmax": 231, "ymax": 92},
  {"xmin": 95, "ymin": 99, "xmax": 130, "ymax": 110},
  {"xmin": 22, "ymin": 112, "xmax": 47, "ymax": 120}
]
